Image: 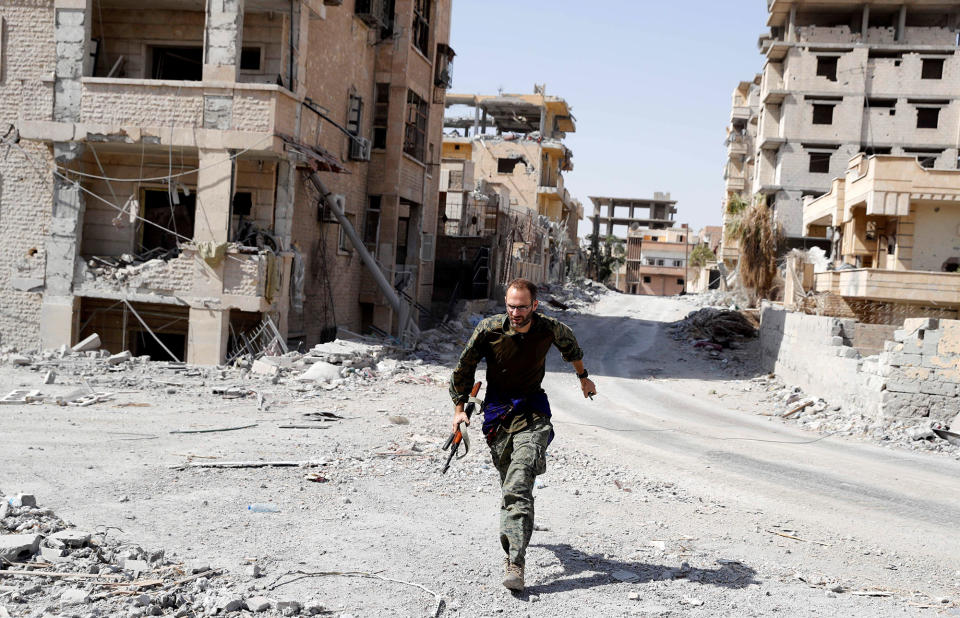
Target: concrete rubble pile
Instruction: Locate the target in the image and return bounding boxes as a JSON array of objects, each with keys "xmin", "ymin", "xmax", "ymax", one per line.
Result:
[
  {"xmin": 671, "ymin": 308, "xmax": 757, "ymax": 347},
  {"xmin": 82, "ymin": 252, "xmax": 177, "ymax": 284},
  {"xmin": 685, "ymin": 289, "xmax": 749, "ymax": 310},
  {"xmin": 739, "ymin": 375, "xmax": 960, "ymax": 457},
  {"xmin": 0, "ymin": 494, "xmax": 325, "ymax": 617},
  {"xmin": 0, "ymin": 333, "xmax": 433, "ymax": 409}
]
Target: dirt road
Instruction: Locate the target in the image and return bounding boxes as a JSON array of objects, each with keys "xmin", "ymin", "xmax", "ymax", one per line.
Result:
[{"xmin": 2, "ymin": 293, "xmax": 958, "ymax": 616}]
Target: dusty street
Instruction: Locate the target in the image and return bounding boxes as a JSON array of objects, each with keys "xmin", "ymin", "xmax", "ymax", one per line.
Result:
[{"xmin": 2, "ymin": 292, "xmax": 959, "ymax": 617}]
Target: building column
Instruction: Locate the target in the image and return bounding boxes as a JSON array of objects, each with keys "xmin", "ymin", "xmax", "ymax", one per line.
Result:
[
  {"xmin": 187, "ymin": 148, "xmax": 234, "ymax": 365},
  {"xmin": 41, "ymin": 0, "xmax": 91, "ymax": 350},
  {"xmin": 203, "ymin": 0, "xmax": 244, "ymax": 82},
  {"xmin": 187, "ymin": 308, "xmax": 230, "ymax": 366},
  {"xmin": 896, "ymin": 5, "xmax": 907, "ymax": 41},
  {"xmin": 861, "ymin": 5, "xmax": 870, "ymax": 41},
  {"xmin": 274, "ymin": 156, "xmax": 297, "ymax": 249},
  {"xmin": 41, "ymin": 144, "xmax": 86, "ymax": 349}
]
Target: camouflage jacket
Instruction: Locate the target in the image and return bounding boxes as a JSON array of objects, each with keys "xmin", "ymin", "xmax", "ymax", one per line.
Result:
[{"xmin": 449, "ymin": 312, "xmax": 583, "ymax": 405}]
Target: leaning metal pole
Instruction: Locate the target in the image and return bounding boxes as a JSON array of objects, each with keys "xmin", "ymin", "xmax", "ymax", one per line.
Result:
[{"xmin": 306, "ymin": 171, "xmax": 416, "ymax": 345}]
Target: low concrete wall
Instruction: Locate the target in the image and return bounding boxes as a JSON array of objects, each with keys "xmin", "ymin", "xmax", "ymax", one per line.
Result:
[
  {"xmin": 759, "ymin": 305, "xmax": 883, "ymax": 415},
  {"xmin": 760, "ymin": 305, "xmax": 960, "ymax": 421}
]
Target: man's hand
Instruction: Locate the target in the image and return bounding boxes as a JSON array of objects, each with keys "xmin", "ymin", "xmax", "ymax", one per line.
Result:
[
  {"xmin": 451, "ymin": 402, "xmax": 469, "ymax": 432},
  {"xmin": 580, "ymin": 377, "xmax": 596, "ymax": 399}
]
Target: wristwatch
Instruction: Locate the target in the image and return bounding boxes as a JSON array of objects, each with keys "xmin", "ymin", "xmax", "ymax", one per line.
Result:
[{"xmin": 577, "ymin": 369, "xmax": 589, "ymax": 380}]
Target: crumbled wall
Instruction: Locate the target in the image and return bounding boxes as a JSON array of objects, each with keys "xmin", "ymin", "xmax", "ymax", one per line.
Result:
[
  {"xmin": 0, "ymin": 2, "xmax": 56, "ymax": 351},
  {"xmin": 761, "ymin": 305, "xmax": 960, "ymax": 421},
  {"xmin": 879, "ymin": 318, "xmax": 960, "ymax": 421}
]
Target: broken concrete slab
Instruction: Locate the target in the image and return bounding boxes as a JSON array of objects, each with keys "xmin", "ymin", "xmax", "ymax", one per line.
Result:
[
  {"xmin": 245, "ymin": 596, "xmax": 273, "ymax": 612},
  {"xmin": 251, "ymin": 358, "xmax": 280, "ymax": 376},
  {"xmin": 50, "ymin": 529, "xmax": 91, "ymax": 547},
  {"xmin": 43, "ymin": 370, "xmax": 56, "ymax": 384},
  {"xmin": 0, "ymin": 390, "xmax": 42, "ymax": 405},
  {"xmin": 8, "ymin": 355, "xmax": 31, "ymax": 366},
  {"xmin": 0, "ymin": 534, "xmax": 41, "ymax": 562},
  {"xmin": 297, "ymin": 361, "xmax": 341, "ymax": 383},
  {"xmin": 71, "ymin": 333, "xmax": 100, "ymax": 352},
  {"xmin": 106, "ymin": 350, "xmax": 132, "ymax": 365},
  {"xmin": 40, "ymin": 545, "xmax": 69, "ymax": 563},
  {"xmin": 59, "ymin": 588, "xmax": 90, "ymax": 605}
]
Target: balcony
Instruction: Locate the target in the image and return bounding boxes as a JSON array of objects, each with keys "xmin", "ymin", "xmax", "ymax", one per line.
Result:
[
  {"xmin": 727, "ymin": 139, "xmax": 748, "ymax": 157},
  {"xmin": 814, "ymin": 269, "xmax": 960, "ymax": 306},
  {"xmin": 726, "ymin": 177, "xmax": 747, "ymax": 191},
  {"xmin": 74, "ymin": 246, "xmax": 291, "ymax": 312},
  {"xmin": 731, "ymin": 106, "xmax": 752, "ymax": 122},
  {"xmin": 20, "ymin": 78, "xmax": 319, "ymax": 152}
]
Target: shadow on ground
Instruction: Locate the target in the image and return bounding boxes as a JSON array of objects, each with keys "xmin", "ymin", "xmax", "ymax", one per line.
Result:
[{"xmin": 518, "ymin": 542, "xmax": 760, "ymax": 598}]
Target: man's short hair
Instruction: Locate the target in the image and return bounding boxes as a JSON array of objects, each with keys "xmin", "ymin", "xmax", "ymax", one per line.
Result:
[{"xmin": 506, "ymin": 278, "xmax": 537, "ymax": 301}]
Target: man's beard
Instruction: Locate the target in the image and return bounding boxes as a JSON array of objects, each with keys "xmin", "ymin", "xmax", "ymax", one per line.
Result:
[{"xmin": 510, "ymin": 314, "xmax": 533, "ymax": 329}]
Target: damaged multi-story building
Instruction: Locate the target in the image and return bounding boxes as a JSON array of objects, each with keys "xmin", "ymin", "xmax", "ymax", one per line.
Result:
[
  {"xmin": 588, "ymin": 194, "xmax": 694, "ymax": 295},
  {"xmin": 734, "ymin": 0, "xmax": 960, "ymax": 248},
  {"xmin": 436, "ymin": 88, "xmax": 583, "ymax": 287},
  {"xmin": 719, "ymin": 77, "xmax": 761, "ymax": 270},
  {"xmin": 1, "ymin": 0, "xmax": 453, "ymax": 364}
]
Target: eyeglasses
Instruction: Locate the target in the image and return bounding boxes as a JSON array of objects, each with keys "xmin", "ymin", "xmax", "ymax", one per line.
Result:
[{"xmin": 506, "ymin": 304, "xmax": 532, "ymax": 313}]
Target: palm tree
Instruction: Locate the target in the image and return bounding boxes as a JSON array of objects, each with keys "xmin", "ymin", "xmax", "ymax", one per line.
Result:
[{"xmin": 724, "ymin": 194, "xmax": 782, "ymax": 305}]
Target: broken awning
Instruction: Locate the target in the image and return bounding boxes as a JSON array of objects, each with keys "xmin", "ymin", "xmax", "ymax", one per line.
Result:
[{"xmin": 276, "ymin": 134, "xmax": 350, "ymax": 174}]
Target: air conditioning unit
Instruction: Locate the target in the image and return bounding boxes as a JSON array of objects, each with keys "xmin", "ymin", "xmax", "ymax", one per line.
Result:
[{"xmin": 349, "ymin": 136, "xmax": 371, "ymax": 162}]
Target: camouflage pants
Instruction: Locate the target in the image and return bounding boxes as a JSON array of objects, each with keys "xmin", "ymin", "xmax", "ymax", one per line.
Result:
[{"xmin": 488, "ymin": 419, "xmax": 551, "ymax": 567}]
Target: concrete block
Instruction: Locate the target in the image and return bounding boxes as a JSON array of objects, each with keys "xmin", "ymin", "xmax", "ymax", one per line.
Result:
[
  {"xmin": 893, "ymin": 329, "xmax": 908, "ymax": 342},
  {"xmin": 837, "ymin": 347, "xmax": 859, "ymax": 358},
  {"xmin": 276, "ymin": 600, "xmax": 302, "ymax": 614},
  {"xmin": 904, "ymin": 317, "xmax": 939, "ymax": 332},
  {"xmin": 245, "ymin": 597, "xmax": 273, "ymax": 612},
  {"xmin": 298, "ymin": 361, "xmax": 340, "ymax": 382},
  {"xmin": 6, "ymin": 494, "xmax": 37, "ymax": 507},
  {"xmin": 107, "ymin": 350, "xmax": 132, "ymax": 365},
  {"xmin": 0, "ymin": 534, "xmax": 41, "ymax": 562},
  {"xmin": 922, "ymin": 331, "xmax": 943, "ymax": 356},
  {"xmin": 44, "ymin": 370, "xmax": 57, "ymax": 384},
  {"xmin": 251, "ymin": 358, "xmax": 279, "ymax": 376},
  {"xmin": 920, "ymin": 381, "xmax": 957, "ymax": 397},
  {"xmin": 902, "ymin": 338, "xmax": 923, "ymax": 354},
  {"xmin": 123, "ymin": 558, "xmax": 150, "ymax": 573},
  {"xmin": 50, "ymin": 529, "xmax": 91, "ymax": 547},
  {"xmin": 40, "ymin": 545, "xmax": 69, "ymax": 562},
  {"xmin": 830, "ymin": 336, "xmax": 844, "ymax": 346},
  {"xmin": 886, "ymin": 380, "xmax": 921, "ymax": 394},
  {"xmin": 888, "ymin": 352, "xmax": 921, "ymax": 367},
  {"xmin": 71, "ymin": 333, "xmax": 100, "ymax": 352},
  {"xmin": 59, "ymin": 588, "xmax": 90, "ymax": 605}
]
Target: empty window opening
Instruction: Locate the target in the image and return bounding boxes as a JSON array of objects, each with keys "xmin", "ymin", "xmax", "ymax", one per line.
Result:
[
  {"xmin": 676, "ymin": 278, "xmax": 685, "ymax": 286},
  {"xmin": 240, "ymin": 47, "xmax": 262, "ymax": 72},
  {"xmin": 642, "ymin": 276, "xmax": 651, "ymax": 283},
  {"xmin": 942, "ymin": 257, "xmax": 960, "ymax": 273},
  {"xmin": 412, "ymin": 0, "xmax": 432, "ymax": 57},
  {"xmin": 922, "ymin": 58, "xmax": 944, "ymax": 79},
  {"xmin": 812, "ymin": 104, "xmax": 834, "ymax": 125},
  {"xmin": 866, "ymin": 98, "xmax": 896, "ymax": 108},
  {"xmin": 862, "ymin": 146, "xmax": 892, "ymax": 156},
  {"xmin": 917, "ymin": 107, "xmax": 940, "ymax": 129},
  {"xmin": 905, "ymin": 149, "xmax": 941, "ymax": 168},
  {"xmin": 816, "ymin": 56, "xmax": 838, "ymax": 82},
  {"xmin": 362, "ymin": 195, "xmax": 381, "ymax": 254},
  {"xmin": 396, "ymin": 216, "xmax": 410, "ymax": 266},
  {"xmin": 373, "ymin": 83, "xmax": 389, "ymax": 149},
  {"xmin": 78, "ymin": 299, "xmax": 188, "ymax": 362},
  {"xmin": 497, "ymin": 157, "xmax": 526, "ymax": 174},
  {"xmin": 809, "ymin": 152, "xmax": 831, "ymax": 173},
  {"xmin": 140, "ymin": 189, "xmax": 195, "ymax": 253},
  {"xmin": 656, "ymin": 259, "xmax": 665, "ymax": 266},
  {"xmin": 865, "ymin": 221, "xmax": 877, "ymax": 241},
  {"xmin": 403, "ymin": 90, "xmax": 428, "ymax": 162},
  {"xmin": 150, "ymin": 46, "xmax": 202, "ymax": 81}
]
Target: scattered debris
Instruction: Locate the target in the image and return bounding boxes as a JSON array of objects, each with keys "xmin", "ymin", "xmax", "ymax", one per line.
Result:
[
  {"xmin": 169, "ymin": 424, "xmax": 258, "ymax": 435},
  {"xmin": 672, "ymin": 308, "xmax": 757, "ymax": 346}
]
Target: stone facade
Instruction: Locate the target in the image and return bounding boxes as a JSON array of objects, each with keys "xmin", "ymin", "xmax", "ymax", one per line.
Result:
[{"xmin": 0, "ymin": 0, "xmax": 453, "ymax": 362}]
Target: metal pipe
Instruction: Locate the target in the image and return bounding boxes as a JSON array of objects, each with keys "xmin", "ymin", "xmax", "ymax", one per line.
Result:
[{"xmin": 306, "ymin": 171, "xmax": 415, "ymax": 343}]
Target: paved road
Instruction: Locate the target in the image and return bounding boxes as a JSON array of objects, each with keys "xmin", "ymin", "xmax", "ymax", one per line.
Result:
[{"xmin": 542, "ymin": 294, "xmax": 960, "ymax": 589}]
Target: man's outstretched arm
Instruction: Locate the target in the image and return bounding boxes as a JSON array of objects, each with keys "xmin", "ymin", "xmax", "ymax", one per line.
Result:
[
  {"xmin": 548, "ymin": 318, "xmax": 596, "ymax": 399},
  {"xmin": 571, "ymin": 359, "xmax": 597, "ymax": 399}
]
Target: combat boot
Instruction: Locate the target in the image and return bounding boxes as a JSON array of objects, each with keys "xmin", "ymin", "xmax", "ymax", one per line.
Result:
[{"xmin": 502, "ymin": 557, "xmax": 524, "ymax": 591}]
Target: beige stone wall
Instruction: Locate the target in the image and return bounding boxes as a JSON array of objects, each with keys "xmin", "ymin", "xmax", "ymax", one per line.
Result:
[
  {"xmin": 910, "ymin": 202, "xmax": 960, "ymax": 272},
  {"xmin": 0, "ymin": 2, "xmax": 57, "ymax": 351}
]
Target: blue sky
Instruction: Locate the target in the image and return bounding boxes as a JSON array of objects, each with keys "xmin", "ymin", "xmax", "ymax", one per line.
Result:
[{"xmin": 448, "ymin": 0, "xmax": 770, "ymax": 237}]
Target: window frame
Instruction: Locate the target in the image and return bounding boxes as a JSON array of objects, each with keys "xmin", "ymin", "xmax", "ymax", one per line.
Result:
[
  {"xmin": 809, "ymin": 151, "xmax": 832, "ymax": 174},
  {"xmin": 403, "ymin": 89, "xmax": 428, "ymax": 162}
]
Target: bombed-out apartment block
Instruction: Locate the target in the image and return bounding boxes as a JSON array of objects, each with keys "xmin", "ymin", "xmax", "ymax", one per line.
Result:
[
  {"xmin": 719, "ymin": 77, "xmax": 761, "ymax": 269},
  {"xmin": 789, "ymin": 153, "xmax": 960, "ymax": 323},
  {"xmin": 746, "ymin": 0, "xmax": 960, "ymax": 242},
  {"xmin": 589, "ymin": 194, "xmax": 695, "ymax": 296},
  {"xmin": 1, "ymin": 0, "xmax": 452, "ymax": 363},
  {"xmin": 439, "ymin": 89, "xmax": 583, "ymax": 284}
]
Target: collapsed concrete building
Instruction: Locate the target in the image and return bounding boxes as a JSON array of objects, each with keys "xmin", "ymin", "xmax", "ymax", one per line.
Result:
[
  {"xmin": 1, "ymin": 0, "xmax": 453, "ymax": 363},
  {"xmin": 588, "ymin": 194, "xmax": 696, "ymax": 295},
  {"xmin": 728, "ymin": 0, "xmax": 960, "ymax": 252},
  {"xmin": 719, "ymin": 77, "xmax": 762, "ymax": 270},
  {"xmin": 438, "ymin": 89, "xmax": 583, "ymax": 286}
]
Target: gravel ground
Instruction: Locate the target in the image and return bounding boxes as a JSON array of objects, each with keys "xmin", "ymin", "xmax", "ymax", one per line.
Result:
[{"xmin": 2, "ymin": 289, "xmax": 959, "ymax": 617}]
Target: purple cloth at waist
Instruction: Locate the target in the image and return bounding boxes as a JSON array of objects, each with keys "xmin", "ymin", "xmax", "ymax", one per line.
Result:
[{"xmin": 481, "ymin": 391, "xmax": 552, "ymax": 442}]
